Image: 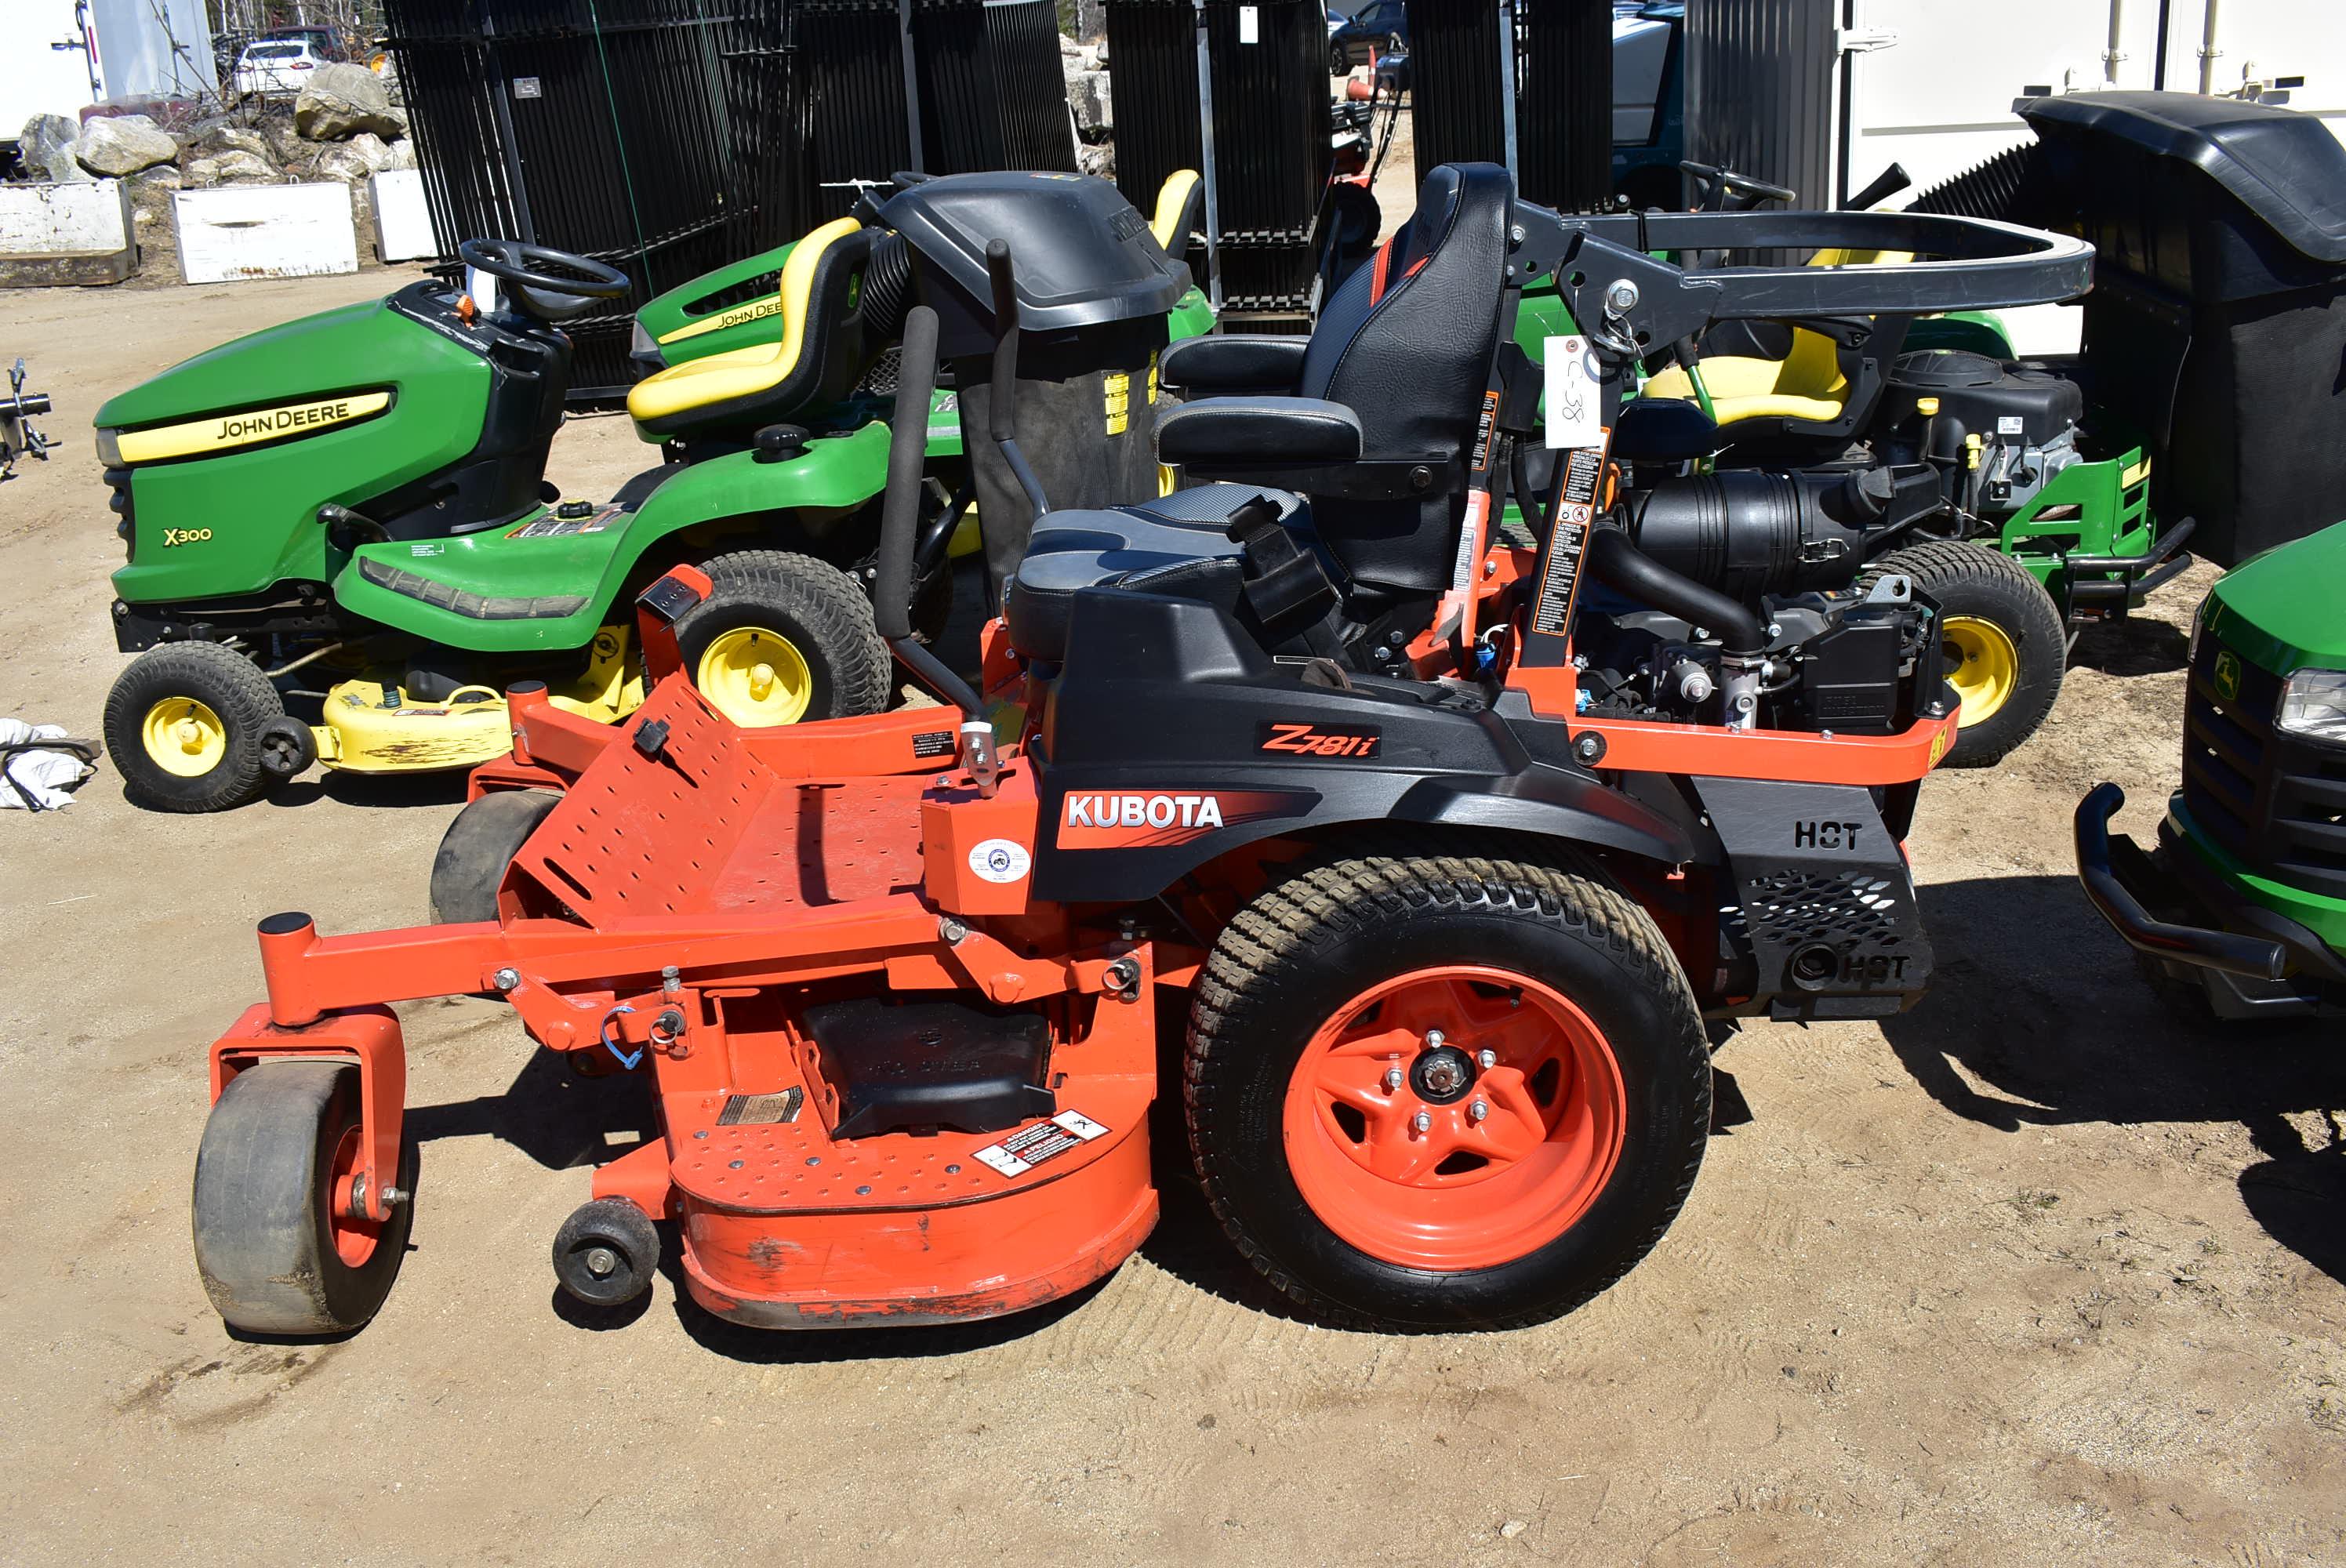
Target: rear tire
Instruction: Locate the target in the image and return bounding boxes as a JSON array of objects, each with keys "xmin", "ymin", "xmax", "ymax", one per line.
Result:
[
  {"xmin": 1185, "ymin": 847, "xmax": 1711, "ymax": 1330},
  {"xmin": 674, "ymin": 550, "xmax": 891, "ymax": 727},
  {"xmin": 104, "ymin": 641, "xmax": 289, "ymax": 812},
  {"xmin": 429, "ymin": 789, "xmax": 562, "ymax": 924},
  {"xmin": 1872, "ymin": 541, "xmax": 2065, "ymax": 767},
  {"xmin": 192, "ymin": 1062, "xmax": 416, "ymax": 1337}
]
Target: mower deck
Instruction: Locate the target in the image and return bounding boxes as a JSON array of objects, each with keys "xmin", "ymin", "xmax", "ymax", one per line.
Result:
[{"xmin": 218, "ymin": 677, "xmax": 1171, "ymax": 1327}]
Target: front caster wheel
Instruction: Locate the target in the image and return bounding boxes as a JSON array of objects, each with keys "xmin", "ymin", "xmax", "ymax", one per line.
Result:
[
  {"xmin": 1185, "ymin": 847, "xmax": 1711, "ymax": 1331},
  {"xmin": 192, "ymin": 1062, "xmax": 416, "ymax": 1337},
  {"xmin": 105, "ymin": 641, "xmax": 291, "ymax": 811},
  {"xmin": 552, "ymin": 1197, "xmax": 660, "ymax": 1306}
]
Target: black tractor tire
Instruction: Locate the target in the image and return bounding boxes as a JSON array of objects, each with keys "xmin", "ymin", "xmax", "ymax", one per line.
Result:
[
  {"xmin": 673, "ymin": 550, "xmax": 892, "ymax": 726},
  {"xmin": 192, "ymin": 1061, "xmax": 417, "ymax": 1337},
  {"xmin": 1871, "ymin": 540, "xmax": 2065, "ymax": 768},
  {"xmin": 1184, "ymin": 846, "xmax": 1712, "ymax": 1331},
  {"xmin": 429, "ymin": 788, "xmax": 563, "ymax": 924},
  {"xmin": 104, "ymin": 641, "xmax": 289, "ymax": 812}
]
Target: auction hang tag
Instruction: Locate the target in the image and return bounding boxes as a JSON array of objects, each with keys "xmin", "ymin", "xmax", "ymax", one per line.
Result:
[
  {"xmin": 1543, "ymin": 335, "xmax": 1604, "ymax": 450},
  {"xmin": 1238, "ymin": 5, "xmax": 1258, "ymax": 43}
]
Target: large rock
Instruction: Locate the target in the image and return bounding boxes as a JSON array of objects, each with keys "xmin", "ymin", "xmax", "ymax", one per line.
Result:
[
  {"xmin": 1069, "ymin": 70, "xmax": 1112, "ymax": 141},
  {"xmin": 184, "ymin": 122, "xmax": 274, "ymax": 164},
  {"xmin": 343, "ymin": 132, "xmax": 398, "ymax": 174},
  {"xmin": 294, "ymin": 62, "xmax": 403, "ymax": 140},
  {"xmin": 183, "ymin": 150, "xmax": 283, "ymax": 187},
  {"xmin": 20, "ymin": 114, "xmax": 93, "ymax": 183},
  {"xmin": 76, "ymin": 114, "xmax": 180, "ymax": 176},
  {"xmin": 383, "ymin": 137, "xmax": 418, "ymax": 171},
  {"xmin": 1077, "ymin": 141, "xmax": 1115, "ymax": 182},
  {"xmin": 310, "ymin": 143, "xmax": 378, "ymax": 185}
]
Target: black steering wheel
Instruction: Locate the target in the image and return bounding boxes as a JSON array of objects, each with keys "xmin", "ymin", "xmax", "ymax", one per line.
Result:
[
  {"xmin": 457, "ymin": 238, "xmax": 632, "ymax": 299},
  {"xmin": 1679, "ymin": 160, "xmax": 1798, "ymax": 212}
]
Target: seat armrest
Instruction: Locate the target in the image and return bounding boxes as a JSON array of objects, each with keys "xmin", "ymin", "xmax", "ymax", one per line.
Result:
[
  {"xmin": 1157, "ymin": 397, "xmax": 1363, "ymax": 466},
  {"xmin": 1160, "ymin": 335, "xmax": 1312, "ymax": 397}
]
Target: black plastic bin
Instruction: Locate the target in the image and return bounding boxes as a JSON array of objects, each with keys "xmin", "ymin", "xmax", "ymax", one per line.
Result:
[{"xmin": 2020, "ymin": 93, "xmax": 2346, "ymax": 566}]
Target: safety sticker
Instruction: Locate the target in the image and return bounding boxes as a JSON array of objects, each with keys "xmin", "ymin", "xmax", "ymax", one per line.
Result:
[
  {"xmin": 967, "ymin": 837, "xmax": 1031, "ymax": 884},
  {"xmin": 912, "ymin": 729, "xmax": 956, "ymax": 758},
  {"xmin": 718, "ymin": 1087, "xmax": 804, "ymax": 1125},
  {"xmin": 972, "ymin": 1111, "xmax": 1111, "ymax": 1177},
  {"xmin": 508, "ymin": 506, "xmax": 619, "ymax": 539}
]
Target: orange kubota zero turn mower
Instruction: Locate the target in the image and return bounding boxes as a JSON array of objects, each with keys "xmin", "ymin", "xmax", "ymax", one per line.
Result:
[{"xmin": 188, "ymin": 167, "xmax": 2091, "ymax": 1336}]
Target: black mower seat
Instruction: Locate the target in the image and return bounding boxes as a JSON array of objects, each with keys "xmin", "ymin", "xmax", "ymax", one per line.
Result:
[{"xmin": 1004, "ymin": 485, "xmax": 1303, "ymax": 663}]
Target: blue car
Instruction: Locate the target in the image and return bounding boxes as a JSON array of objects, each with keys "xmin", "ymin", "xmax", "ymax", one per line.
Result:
[{"xmin": 1330, "ymin": 0, "xmax": 1406, "ymax": 74}]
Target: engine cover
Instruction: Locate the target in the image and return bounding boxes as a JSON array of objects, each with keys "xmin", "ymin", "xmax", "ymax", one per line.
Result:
[{"xmin": 1882, "ymin": 349, "xmax": 2083, "ymax": 448}]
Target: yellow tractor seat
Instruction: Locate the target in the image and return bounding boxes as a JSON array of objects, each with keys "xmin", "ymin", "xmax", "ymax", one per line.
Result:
[
  {"xmin": 627, "ymin": 216, "xmax": 881, "ymax": 441},
  {"xmin": 1152, "ymin": 169, "xmax": 1204, "ymax": 252},
  {"xmin": 1641, "ymin": 324, "xmax": 1853, "ymax": 426},
  {"xmin": 1638, "ymin": 246, "xmax": 1919, "ymax": 450}
]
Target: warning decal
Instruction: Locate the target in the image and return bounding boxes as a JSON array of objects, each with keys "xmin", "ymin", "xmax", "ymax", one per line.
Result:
[{"xmin": 972, "ymin": 1111, "xmax": 1112, "ymax": 1177}]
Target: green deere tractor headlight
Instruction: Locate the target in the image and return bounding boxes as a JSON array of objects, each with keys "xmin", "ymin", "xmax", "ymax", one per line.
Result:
[
  {"xmin": 95, "ymin": 427, "xmax": 124, "ymax": 468},
  {"xmin": 2278, "ymin": 667, "xmax": 2346, "ymax": 746}
]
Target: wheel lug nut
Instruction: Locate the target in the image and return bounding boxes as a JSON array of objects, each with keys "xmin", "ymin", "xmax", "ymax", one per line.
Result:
[
  {"xmin": 1424, "ymin": 1029, "xmax": 1447, "ymax": 1049},
  {"xmin": 1411, "ymin": 1110, "xmax": 1433, "ymax": 1134},
  {"xmin": 1469, "ymin": 1099, "xmax": 1490, "ymax": 1123},
  {"xmin": 1382, "ymin": 1066, "xmax": 1404, "ymax": 1091},
  {"xmin": 1476, "ymin": 1048, "xmax": 1497, "ymax": 1069}
]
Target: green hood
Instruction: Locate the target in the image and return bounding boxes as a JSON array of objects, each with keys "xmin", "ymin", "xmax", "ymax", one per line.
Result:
[{"xmin": 2206, "ymin": 517, "xmax": 2346, "ymax": 676}]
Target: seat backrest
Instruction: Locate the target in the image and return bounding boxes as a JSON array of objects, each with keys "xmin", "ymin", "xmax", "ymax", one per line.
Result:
[
  {"xmin": 1295, "ymin": 162, "xmax": 1513, "ymax": 596},
  {"xmin": 751, "ymin": 216, "xmax": 883, "ymax": 417},
  {"xmin": 1301, "ymin": 162, "xmax": 1512, "ymax": 463},
  {"xmin": 626, "ymin": 216, "xmax": 883, "ymax": 437}
]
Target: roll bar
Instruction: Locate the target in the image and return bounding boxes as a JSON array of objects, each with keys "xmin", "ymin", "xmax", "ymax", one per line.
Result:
[{"xmin": 1505, "ymin": 205, "xmax": 2096, "ymax": 358}]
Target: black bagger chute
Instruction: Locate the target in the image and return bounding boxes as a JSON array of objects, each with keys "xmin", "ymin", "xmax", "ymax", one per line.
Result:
[{"xmin": 1916, "ymin": 93, "xmax": 2346, "ymax": 567}]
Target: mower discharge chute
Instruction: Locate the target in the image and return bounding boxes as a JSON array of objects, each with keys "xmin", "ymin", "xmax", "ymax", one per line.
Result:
[
  {"xmin": 94, "ymin": 174, "xmax": 1197, "ymax": 813},
  {"xmin": 187, "ymin": 166, "xmax": 2091, "ymax": 1339}
]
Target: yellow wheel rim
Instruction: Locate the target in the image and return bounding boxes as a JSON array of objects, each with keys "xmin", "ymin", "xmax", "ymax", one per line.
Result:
[
  {"xmin": 695, "ymin": 626, "xmax": 813, "ymax": 727},
  {"xmin": 1942, "ymin": 615, "xmax": 2019, "ymax": 727},
  {"xmin": 140, "ymin": 697, "xmax": 228, "ymax": 778}
]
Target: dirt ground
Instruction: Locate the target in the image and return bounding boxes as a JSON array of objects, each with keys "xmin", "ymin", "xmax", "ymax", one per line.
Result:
[{"xmin": 2, "ymin": 263, "xmax": 2342, "ymax": 1568}]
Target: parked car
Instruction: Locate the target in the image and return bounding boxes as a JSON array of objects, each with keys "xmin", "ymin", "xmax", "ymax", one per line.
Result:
[
  {"xmin": 1330, "ymin": 0, "xmax": 1406, "ymax": 74},
  {"xmin": 231, "ymin": 37, "xmax": 331, "ymax": 98}
]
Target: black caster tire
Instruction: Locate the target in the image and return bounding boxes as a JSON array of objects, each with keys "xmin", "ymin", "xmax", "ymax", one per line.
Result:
[
  {"xmin": 429, "ymin": 788, "xmax": 564, "ymax": 924},
  {"xmin": 674, "ymin": 550, "xmax": 892, "ymax": 727},
  {"xmin": 104, "ymin": 641, "xmax": 289, "ymax": 812},
  {"xmin": 552, "ymin": 1197, "xmax": 661, "ymax": 1306},
  {"xmin": 193, "ymin": 1061, "xmax": 416, "ymax": 1337},
  {"xmin": 1185, "ymin": 846, "xmax": 1711, "ymax": 1331},
  {"xmin": 257, "ymin": 716, "xmax": 317, "ymax": 781},
  {"xmin": 1871, "ymin": 541, "xmax": 2065, "ymax": 768}
]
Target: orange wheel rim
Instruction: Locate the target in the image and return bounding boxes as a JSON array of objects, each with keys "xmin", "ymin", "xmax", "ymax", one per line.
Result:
[
  {"xmin": 1281, "ymin": 965, "xmax": 1627, "ymax": 1271},
  {"xmin": 327, "ymin": 1124, "xmax": 384, "ymax": 1269}
]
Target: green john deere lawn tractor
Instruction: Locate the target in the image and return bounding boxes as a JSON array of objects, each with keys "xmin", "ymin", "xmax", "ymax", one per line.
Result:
[
  {"xmin": 95, "ymin": 170, "xmax": 1206, "ymax": 811},
  {"xmin": 2078, "ymin": 520, "xmax": 2346, "ymax": 1020}
]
